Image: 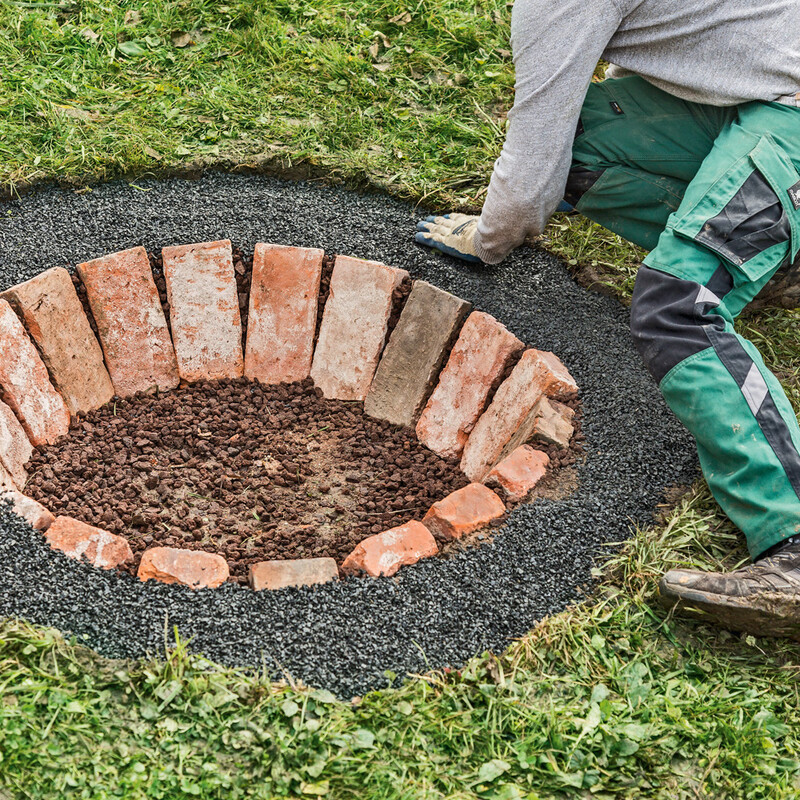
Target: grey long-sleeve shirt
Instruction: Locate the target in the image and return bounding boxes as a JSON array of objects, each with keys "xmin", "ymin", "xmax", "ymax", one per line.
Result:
[{"xmin": 473, "ymin": 0, "xmax": 800, "ymax": 264}]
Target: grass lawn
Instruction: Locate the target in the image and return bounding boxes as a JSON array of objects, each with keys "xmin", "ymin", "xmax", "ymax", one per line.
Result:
[{"xmin": 3, "ymin": 1, "xmax": 800, "ymax": 797}]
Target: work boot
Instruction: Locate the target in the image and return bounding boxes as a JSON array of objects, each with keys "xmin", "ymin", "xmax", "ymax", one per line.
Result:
[{"xmin": 659, "ymin": 538, "xmax": 800, "ymax": 638}]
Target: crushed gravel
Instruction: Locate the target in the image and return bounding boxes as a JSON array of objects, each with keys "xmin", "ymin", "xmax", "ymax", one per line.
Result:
[{"xmin": 0, "ymin": 173, "xmax": 697, "ymax": 697}]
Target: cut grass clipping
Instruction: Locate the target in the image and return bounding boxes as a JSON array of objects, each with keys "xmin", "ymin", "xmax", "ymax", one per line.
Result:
[{"xmin": 5, "ymin": 0, "xmax": 800, "ymax": 797}]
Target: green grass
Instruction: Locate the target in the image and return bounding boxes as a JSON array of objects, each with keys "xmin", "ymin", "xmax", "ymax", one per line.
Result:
[{"xmin": 4, "ymin": 1, "xmax": 800, "ymax": 797}]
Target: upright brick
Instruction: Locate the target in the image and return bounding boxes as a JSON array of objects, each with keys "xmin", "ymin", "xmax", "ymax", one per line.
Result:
[
  {"xmin": 77, "ymin": 247, "xmax": 179, "ymax": 397},
  {"xmin": 497, "ymin": 396, "xmax": 575, "ymax": 462},
  {"xmin": 0, "ymin": 398, "xmax": 32, "ymax": 489},
  {"xmin": 0, "ymin": 490, "xmax": 55, "ymax": 531},
  {"xmin": 460, "ymin": 349, "xmax": 551, "ymax": 482},
  {"xmin": 45, "ymin": 516, "xmax": 133, "ymax": 569},
  {"xmin": 250, "ymin": 557, "xmax": 338, "ymax": 591},
  {"xmin": 1, "ymin": 267, "xmax": 114, "ymax": 415},
  {"xmin": 485, "ymin": 445, "xmax": 550, "ymax": 502},
  {"xmin": 423, "ymin": 483, "xmax": 506, "ymax": 540},
  {"xmin": 0, "ymin": 460, "xmax": 16, "ymax": 491},
  {"xmin": 311, "ymin": 255, "xmax": 409, "ymax": 401},
  {"xmin": 341, "ymin": 521, "xmax": 438, "ymax": 577},
  {"xmin": 365, "ymin": 281, "xmax": 471, "ymax": 428},
  {"xmin": 245, "ymin": 244, "xmax": 324, "ymax": 384},
  {"xmin": 530, "ymin": 349, "xmax": 578, "ymax": 400},
  {"xmin": 416, "ymin": 311, "xmax": 524, "ymax": 459},
  {"xmin": 163, "ymin": 240, "xmax": 244, "ymax": 382},
  {"xmin": 0, "ymin": 300, "xmax": 70, "ymax": 446}
]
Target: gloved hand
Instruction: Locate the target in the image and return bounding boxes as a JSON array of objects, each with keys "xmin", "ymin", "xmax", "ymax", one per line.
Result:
[{"xmin": 415, "ymin": 213, "xmax": 482, "ymax": 264}]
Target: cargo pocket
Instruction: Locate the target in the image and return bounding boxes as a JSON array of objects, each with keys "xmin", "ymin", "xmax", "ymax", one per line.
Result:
[{"xmin": 672, "ymin": 135, "xmax": 800, "ymax": 284}]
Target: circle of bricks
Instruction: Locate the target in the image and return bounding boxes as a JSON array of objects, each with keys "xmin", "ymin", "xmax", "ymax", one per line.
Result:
[{"xmin": 1, "ymin": 242, "xmax": 580, "ymax": 592}]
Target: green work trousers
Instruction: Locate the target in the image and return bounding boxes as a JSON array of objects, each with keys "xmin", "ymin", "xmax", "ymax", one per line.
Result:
[{"xmin": 571, "ymin": 76, "xmax": 800, "ymax": 558}]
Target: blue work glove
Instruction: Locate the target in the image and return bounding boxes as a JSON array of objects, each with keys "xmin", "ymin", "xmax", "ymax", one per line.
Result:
[{"xmin": 415, "ymin": 213, "xmax": 482, "ymax": 264}]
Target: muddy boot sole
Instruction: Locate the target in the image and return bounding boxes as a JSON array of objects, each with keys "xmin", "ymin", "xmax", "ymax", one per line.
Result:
[{"xmin": 659, "ymin": 576, "xmax": 800, "ymax": 640}]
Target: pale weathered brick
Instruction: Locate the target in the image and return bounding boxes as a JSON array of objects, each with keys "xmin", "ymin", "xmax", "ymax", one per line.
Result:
[
  {"xmin": 46, "ymin": 516, "xmax": 133, "ymax": 569},
  {"xmin": 341, "ymin": 521, "xmax": 438, "ymax": 577},
  {"xmin": 497, "ymin": 396, "xmax": 575, "ymax": 462},
  {"xmin": 422, "ymin": 483, "xmax": 506, "ymax": 540},
  {"xmin": 0, "ymin": 460, "xmax": 17, "ymax": 491},
  {"xmin": 365, "ymin": 281, "xmax": 471, "ymax": 428},
  {"xmin": 530, "ymin": 349, "xmax": 579, "ymax": 400},
  {"xmin": 1, "ymin": 267, "xmax": 114, "ymax": 415},
  {"xmin": 485, "ymin": 445, "xmax": 550, "ymax": 502},
  {"xmin": 245, "ymin": 244, "xmax": 324, "ymax": 384},
  {"xmin": 0, "ymin": 490, "xmax": 55, "ymax": 530},
  {"xmin": 163, "ymin": 239, "xmax": 244, "ymax": 382},
  {"xmin": 416, "ymin": 311, "xmax": 524, "ymax": 459},
  {"xmin": 138, "ymin": 547, "xmax": 229, "ymax": 588},
  {"xmin": 0, "ymin": 300, "xmax": 71, "ymax": 446},
  {"xmin": 77, "ymin": 247, "xmax": 179, "ymax": 397},
  {"xmin": 461, "ymin": 349, "xmax": 555, "ymax": 482},
  {"xmin": 250, "ymin": 557, "xmax": 338, "ymax": 591},
  {"xmin": 0, "ymin": 398, "xmax": 32, "ymax": 489},
  {"xmin": 311, "ymin": 255, "xmax": 409, "ymax": 401}
]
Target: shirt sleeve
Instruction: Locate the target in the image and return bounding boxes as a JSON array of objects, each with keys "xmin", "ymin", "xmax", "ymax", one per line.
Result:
[{"xmin": 473, "ymin": 0, "xmax": 622, "ymax": 264}]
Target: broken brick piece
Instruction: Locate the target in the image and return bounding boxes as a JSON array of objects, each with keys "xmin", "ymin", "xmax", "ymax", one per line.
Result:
[
  {"xmin": 0, "ymin": 300, "xmax": 71, "ymax": 446},
  {"xmin": 311, "ymin": 255, "xmax": 409, "ymax": 401},
  {"xmin": 529, "ymin": 349, "xmax": 578, "ymax": 400},
  {"xmin": 77, "ymin": 246, "xmax": 179, "ymax": 397},
  {"xmin": 485, "ymin": 445, "xmax": 550, "ymax": 502},
  {"xmin": 423, "ymin": 483, "xmax": 506, "ymax": 541},
  {"xmin": 0, "ymin": 267, "xmax": 114, "ymax": 415},
  {"xmin": 249, "ymin": 557, "xmax": 338, "ymax": 591},
  {"xmin": 416, "ymin": 311, "xmax": 524, "ymax": 459},
  {"xmin": 245, "ymin": 244, "xmax": 324, "ymax": 384},
  {"xmin": 460, "ymin": 349, "xmax": 554, "ymax": 482},
  {"xmin": 341, "ymin": 521, "xmax": 438, "ymax": 577},
  {"xmin": 138, "ymin": 547, "xmax": 229, "ymax": 589},
  {"xmin": 45, "ymin": 516, "xmax": 133, "ymax": 569},
  {"xmin": 497, "ymin": 396, "xmax": 575, "ymax": 461},
  {"xmin": 0, "ymin": 461, "xmax": 15, "ymax": 492},
  {"xmin": 0, "ymin": 398, "xmax": 32, "ymax": 489},
  {"xmin": 0, "ymin": 490, "xmax": 55, "ymax": 531},
  {"xmin": 365, "ymin": 280, "xmax": 471, "ymax": 428},
  {"xmin": 162, "ymin": 239, "xmax": 244, "ymax": 382}
]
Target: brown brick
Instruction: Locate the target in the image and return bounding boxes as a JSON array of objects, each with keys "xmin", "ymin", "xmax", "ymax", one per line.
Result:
[
  {"xmin": 245, "ymin": 244, "xmax": 324, "ymax": 384},
  {"xmin": 485, "ymin": 445, "xmax": 550, "ymax": 502},
  {"xmin": 422, "ymin": 483, "xmax": 506, "ymax": 540},
  {"xmin": 311, "ymin": 255, "xmax": 409, "ymax": 401},
  {"xmin": 365, "ymin": 281, "xmax": 470, "ymax": 428},
  {"xmin": 138, "ymin": 547, "xmax": 229, "ymax": 588},
  {"xmin": 0, "ymin": 398, "xmax": 32, "ymax": 489},
  {"xmin": 45, "ymin": 516, "xmax": 133, "ymax": 569},
  {"xmin": 77, "ymin": 247, "xmax": 179, "ymax": 397},
  {"xmin": 460, "ymin": 349, "xmax": 553, "ymax": 482},
  {"xmin": 0, "ymin": 300, "xmax": 70, "ymax": 445},
  {"xmin": 163, "ymin": 240, "xmax": 244, "ymax": 382},
  {"xmin": 249, "ymin": 557, "xmax": 338, "ymax": 591},
  {"xmin": 529, "ymin": 349, "xmax": 578, "ymax": 400},
  {"xmin": 341, "ymin": 521, "xmax": 438, "ymax": 577},
  {"xmin": 1, "ymin": 267, "xmax": 114, "ymax": 415},
  {"xmin": 416, "ymin": 311, "xmax": 524, "ymax": 459},
  {"xmin": 0, "ymin": 490, "xmax": 55, "ymax": 531}
]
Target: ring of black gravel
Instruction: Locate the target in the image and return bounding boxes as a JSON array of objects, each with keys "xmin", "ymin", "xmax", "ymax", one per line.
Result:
[{"xmin": 0, "ymin": 172, "xmax": 697, "ymax": 697}]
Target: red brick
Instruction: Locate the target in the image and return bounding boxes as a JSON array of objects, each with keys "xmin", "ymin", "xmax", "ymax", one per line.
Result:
[
  {"xmin": 45, "ymin": 516, "xmax": 133, "ymax": 569},
  {"xmin": 245, "ymin": 244, "xmax": 324, "ymax": 384},
  {"xmin": 1, "ymin": 267, "xmax": 114, "ymax": 415},
  {"xmin": 163, "ymin": 240, "xmax": 244, "ymax": 382},
  {"xmin": 0, "ymin": 398, "xmax": 32, "ymax": 489},
  {"xmin": 496, "ymin": 397, "xmax": 576, "ymax": 463},
  {"xmin": 460, "ymin": 349, "xmax": 551, "ymax": 482},
  {"xmin": 529, "ymin": 349, "xmax": 578, "ymax": 400},
  {"xmin": 0, "ymin": 490, "xmax": 55, "ymax": 530},
  {"xmin": 77, "ymin": 247, "xmax": 179, "ymax": 397},
  {"xmin": 416, "ymin": 311, "xmax": 524, "ymax": 459},
  {"xmin": 0, "ymin": 300, "xmax": 70, "ymax": 446},
  {"xmin": 138, "ymin": 547, "xmax": 229, "ymax": 588},
  {"xmin": 485, "ymin": 445, "xmax": 550, "ymax": 502},
  {"xmin": 311, "ymin": 255, "xmax": 409, "ymax": 401},
  {"xmin": 422, "ymin": 483, "xmax": 506, "ymax": 540},
  {"xmin": 365, "ymin": 281, "xmax": 471, "ymax": 427},
  {"xmin": 341, "ymin": 521, "xmax": 438, "ymax": 577},
  {"xmin": 249, "ymin": 557, "xmax": 338, "ymax": 591}
]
